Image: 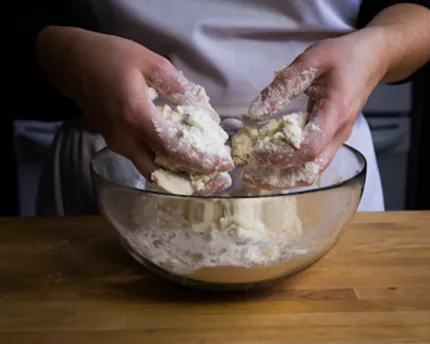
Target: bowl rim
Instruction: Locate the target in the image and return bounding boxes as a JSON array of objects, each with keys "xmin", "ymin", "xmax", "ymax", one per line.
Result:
[{"xmin": 90, "ymin": 144, "xmax": 367, "ymax": 200}]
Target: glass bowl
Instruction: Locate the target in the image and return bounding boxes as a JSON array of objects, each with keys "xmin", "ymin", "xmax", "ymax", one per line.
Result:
[{"xmin": 91, "ymin": 145, "xmax": 366, "ymax": 291}]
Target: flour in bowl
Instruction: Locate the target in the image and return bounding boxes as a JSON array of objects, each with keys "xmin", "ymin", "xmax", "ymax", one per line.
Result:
[{"xmin": 119, "ymin": 186, "xmax": 305, "ymax": 278}]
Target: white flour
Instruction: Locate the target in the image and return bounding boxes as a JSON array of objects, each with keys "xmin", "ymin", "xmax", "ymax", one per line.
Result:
[
  {"xmin": 124, "ymin": 187, "xmax": 304, "ymax": 275},
  {"xmin": 167, "ymin": 82, "xmax": 221, "ymax": 124}
]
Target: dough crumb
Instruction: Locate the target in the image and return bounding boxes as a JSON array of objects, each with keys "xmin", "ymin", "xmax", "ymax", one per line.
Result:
[{"xmin": 232, "ymin": 111, "xmax": 309, "ymax": 167}]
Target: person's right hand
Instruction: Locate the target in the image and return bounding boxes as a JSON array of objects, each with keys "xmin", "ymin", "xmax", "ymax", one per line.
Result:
[{"xmin": 37, "ymin": 26, "xmax": 233, "ymax": 184}]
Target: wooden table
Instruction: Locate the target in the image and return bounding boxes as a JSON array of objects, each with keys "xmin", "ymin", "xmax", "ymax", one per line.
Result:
[{"xmin": 1, "ymin": 212, "xmax": 429, "ymax": 343}]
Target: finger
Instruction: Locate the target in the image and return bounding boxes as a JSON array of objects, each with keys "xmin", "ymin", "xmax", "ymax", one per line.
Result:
[
  {"xmin": 193, "ymin": 172, "xmax": 232, "ymax": 196},
  {"xmin": 126, "ymin": 141, "xmax": 157, "ymax": 180},
  {"xmin": 250, "ymin": 94, "xmax": 345, "ymax": 169},
  {"xmin": 297, "ymin": 95, "xmax": 345, "ymax": 163},
  {"xmin": 145, "ymin": 59, "xmax": 221, "ymax": 123},
  {"xmin": 240, "ymin": 161, "xmax": 321, "ymax": 190},
  {"xmin": 248, "ymin": 58, "xmax": 320, "ymax": 121},
  {"xmin": 108, "ymin": 134, "xmax": 156, "ymax": 180},
  {"xmin": 241, "ymin": 134, "xmax": 345, "ymax": 190},
  {"xmin": 123, "ymin": 85, "xmax": 171, "ymax": 157}
]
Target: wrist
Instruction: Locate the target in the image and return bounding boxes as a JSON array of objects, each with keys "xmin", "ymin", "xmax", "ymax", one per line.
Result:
[
  {"xmin": 367, "ymin": 26, "xmax": 405, "ymax": 84},
  {"xmin": 365, "ymin": 26, "xmax": 399, "ymax": 84},
  {"xmin": 361, "ymin": 4, "xmax": 430, "ymax": 83},
  {"xmin": 350, "ymin": 25, "xmax": 403, "ymax": 86}
]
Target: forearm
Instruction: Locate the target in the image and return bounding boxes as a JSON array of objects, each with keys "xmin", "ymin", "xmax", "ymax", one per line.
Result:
[
  {"xmin": 37, "ymin": 26, "xmax": 86, "ymax": 100},
  {"xmin": 365, "ymin": 3, "xmax": 430, "ymax": 83}
]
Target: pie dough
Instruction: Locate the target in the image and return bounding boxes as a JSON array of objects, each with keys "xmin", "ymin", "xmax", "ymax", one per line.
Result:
[
  {"xmin": 151, "ymin": 104, "xmax": 232, "ymax": 195},
  {"xmin": 232, "ymin": 111, "xmax": 309, "ymax": 166}
]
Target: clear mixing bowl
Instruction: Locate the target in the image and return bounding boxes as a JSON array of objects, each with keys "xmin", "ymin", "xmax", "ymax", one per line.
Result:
[{"xmin": 91, "ymin": 145, "xmax": 366, "ymax": 291}]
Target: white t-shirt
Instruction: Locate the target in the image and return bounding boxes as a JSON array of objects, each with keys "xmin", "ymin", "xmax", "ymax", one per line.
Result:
[{"xmin": 88, "ymin": 0, "xmax": 385, "ymax": 211}]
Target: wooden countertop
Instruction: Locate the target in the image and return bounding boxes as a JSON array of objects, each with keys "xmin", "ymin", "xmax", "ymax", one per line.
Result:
[{"xmin": 1, "ymin": 212, "xmax": 429, "ymax": 343}]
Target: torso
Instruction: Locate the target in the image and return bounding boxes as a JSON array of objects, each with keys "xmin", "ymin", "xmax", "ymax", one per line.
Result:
[
  {"xmin": 89, "ymin": 0, "xmax": 362, "ymax": 110},
  {"xmin": 84, "ymin": 0, "xmax": 384, "ymax": 211}
]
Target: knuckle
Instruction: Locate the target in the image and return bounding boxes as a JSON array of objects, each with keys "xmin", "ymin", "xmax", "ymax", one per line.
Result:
[
  {"xmin": 291, "ymin": 54, "xmax": 308, "ymax": 69},
  {"xmin": 122, "ymin": 109, "xmax": 142, "ymax": 128},
  {"xmin": 296, "ymin": 49, "xmax": 319, "ymax": 70},
  {"xmin": 150, "ymin": 56, "xmax": 173, "ymax": 76},
  {"xmin": 302, "ymin": 143, "xmax": 323, "ymax": 161},
  {"xmin": 114, "ymin": 97, "xmax": 133, "ymax": 120},
  {"xmin": 116, "ymin": 98, "xmax": 146, "ymax": 128},
  {"xmin": 320, "ymin": 93, "xmax": 350, "ymax": 125}
]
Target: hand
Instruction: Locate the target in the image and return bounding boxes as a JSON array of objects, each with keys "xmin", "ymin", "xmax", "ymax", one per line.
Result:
[
  {"xmin": 242, "ymin": 28, "xmax": 389, "ymax": 189},
  {"xmin": 37, "ymin": 27, "xmax": 233, "ymax": 193}
]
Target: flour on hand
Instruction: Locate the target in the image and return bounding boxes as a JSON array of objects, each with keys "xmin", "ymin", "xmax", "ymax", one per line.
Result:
[
  {"xmin": 248, "ymin": 66, "xmax": 317, "ymax": 120},
  {"xmin": 151, "ymin": 104, "xmax": 233, "ymax": 195}
]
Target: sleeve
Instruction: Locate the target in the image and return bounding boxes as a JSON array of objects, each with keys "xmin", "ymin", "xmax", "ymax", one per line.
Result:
[
  {"xmin": 10, "ymin": 1, "xmax": 97, "ymax": 121},
  {"xmin": 357, "ymin": 0, "xmax": 430, "ymax": 85}
]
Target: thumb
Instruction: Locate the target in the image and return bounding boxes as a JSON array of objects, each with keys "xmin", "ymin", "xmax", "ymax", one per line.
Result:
[
  {"xmin": 248, "ymin": 56, "xmax": 322, "ymax": 121},
  {"xmin": 145, "ymin": 58, "xmax": 221, "ymax": 123}
]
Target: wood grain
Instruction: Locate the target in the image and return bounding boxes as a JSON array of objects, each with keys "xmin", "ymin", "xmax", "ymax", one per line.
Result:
[{"xmin": 0, "ymin": 212, "xmax": 429, "ymax": 343}]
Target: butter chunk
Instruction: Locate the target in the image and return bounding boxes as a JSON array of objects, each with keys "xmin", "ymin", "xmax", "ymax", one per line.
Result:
[{"xmin": 232, "ymin": 111, "xmax": 309, "ymax": 166}]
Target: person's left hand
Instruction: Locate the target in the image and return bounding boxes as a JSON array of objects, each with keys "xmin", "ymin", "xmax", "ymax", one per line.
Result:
[{"xmin": 241, "ymin": 28, "xmax": 390, "ymax": 189}]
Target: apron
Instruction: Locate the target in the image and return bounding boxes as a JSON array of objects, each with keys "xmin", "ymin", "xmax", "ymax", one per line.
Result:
[{"xmin": 36, "ymin": 0, "xmax": 385, "ymax": 215}]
